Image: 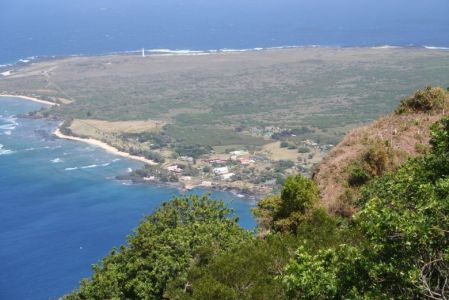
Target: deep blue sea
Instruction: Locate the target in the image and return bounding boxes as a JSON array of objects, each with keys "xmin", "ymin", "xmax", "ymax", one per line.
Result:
[
  {"xmin": 1, "ymin": 0, "xmax": 449, "ymax": 65},
  {"xmin": 0, "ymin": 97, "xmax": 256, "ymax": 299}
]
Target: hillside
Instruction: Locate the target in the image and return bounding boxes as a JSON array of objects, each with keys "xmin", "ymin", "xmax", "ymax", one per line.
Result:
[{"xmin": 314, "ymin": 86, "xmax": 449, "ymax": 216}]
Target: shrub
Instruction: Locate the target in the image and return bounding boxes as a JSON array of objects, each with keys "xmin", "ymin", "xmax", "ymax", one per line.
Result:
[
  {"xmin": 395, "ymin": 86, "xmax": 448, "ymax": 114},
  {"xmin": 297, "ymin": 146, "xmax": 311, "ymax": 153},
  {"xmin": 280, "ymin": 141, "xmax": 289, "ymax": 148},
  {"xmin": 348, "ymin": 165, "xmax": 371, "ymax": 187},
  {"xmin": 64, "ymin": 195, "xmax": 250, "ymax": 300}
]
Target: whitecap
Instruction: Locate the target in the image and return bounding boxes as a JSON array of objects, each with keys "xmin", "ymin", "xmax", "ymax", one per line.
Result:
[
  {"xmin": 81, "ymin": 164, "xmax": 98, "ymax": 169},
  {"xmin": 64, "ymin": 167, "xmax": 78, "ymax": 171},
  {"xmin": 0, "ymin": 144, "xmax": 14, "ymax": 155},
  {"xmin": 371, "ymin": 45, "xmax": 402, "ymax": 49},
  {"xmin": 147, "ymin": 49, "xmax": 204, "ymax": 55},
  {"xmin": 0, "ymin": 124, "xmax": 16, "ymax": 130},
  {"xmin": 1, "ymin": 70, "xmax": 12, "ymax": 76},
  {"xmin": 101, "ymin": 162, "xmax": 110, "ymax": 167},
  {"xmin": 424, "ymin": 46, "xmax": 449, "ymax": 51},
  {"xmin": 50, "ymin": 158, "xmax": 62, "ymax": 163}
]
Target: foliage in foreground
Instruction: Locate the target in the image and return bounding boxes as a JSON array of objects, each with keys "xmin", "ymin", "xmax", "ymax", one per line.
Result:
[
  {"xmin": 64, "ymin": 195, "xmax": 250, "ymax": 300},
  {"xmin": 283, "ymin": 117, "xmax": 449, "ymax": 299},
  {"xmin": 66, "ymin": 114, "xmax": 449, "ymax": 299}
]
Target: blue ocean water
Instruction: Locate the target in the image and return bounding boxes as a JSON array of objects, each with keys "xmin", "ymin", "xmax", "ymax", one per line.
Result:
[
  {"xmin": 1, "ymin": 0, "xmax": 449, "ymax": 65},
  {"xmin": 0, "ymin": 97, "xmax": 256, "ymax": 300}
]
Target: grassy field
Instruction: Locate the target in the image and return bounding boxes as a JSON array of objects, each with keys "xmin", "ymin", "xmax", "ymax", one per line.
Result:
[{"xmin": 1, "ymin": 47, "xmax": 449, "ymax": 147}]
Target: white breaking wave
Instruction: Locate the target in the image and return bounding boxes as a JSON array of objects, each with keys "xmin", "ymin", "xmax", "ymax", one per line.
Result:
[
  {"xmin": 65, "ymin": 163, "xmax": 110, "ymax": 171},
  {"xmin": 147, "ymin": 49, "xmax": 204, "ymax": 54},
  {"xmin": 0, "ymin": 144, "xmax": 14, "ymax": 155},
  {"xmin": 0, "ymin": 124, "xmax": 16, "ymax": 130},
  {"xmin": 3, "ymin": 130, "xmax": 11, "ymax": 135},
  {"xmin": 424, "ymin": 46, "xmax": 449, "ymax": 50},
  {"xmin": 371, "ymin": 45, "xmax": 402, "ymax": 49},
  {"xmin": 64, "ymin": 167, "xmax": 78, "ymax": 171},
  {"xmin": 23, "ymin": 146, "xmax": 55, "ymax": 151},
  {"xmin": 81, "ymin": 164, "xmax": 98, "ymax": 169},
  {"xmin": 50, "ymin": 158, "xmax": 63, "ymax": 163}
]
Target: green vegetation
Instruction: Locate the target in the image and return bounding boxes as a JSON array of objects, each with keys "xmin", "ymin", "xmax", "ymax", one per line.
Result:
[
  {"xmin": 2, "ymin": 48, "xmax": 449, "ymax": 148},
  {"xmin": 283, "ymin": 117, "xmax": 449, "ymax": 299},
  {"xmin": 395, "ymin": 86, "xmax": 449, "ymax": 114},
  {"xmin": 297, "ymin": 146, "xmax": 311, "ymax": 153},
  {"xmin": 66, "ymin": 111, "xmax": 449, "ymax": 299},
  {"xmin": 347, "ymin": 141, "xmax": 394, "ymax": 187},
  {"xmin": 65, "ymin": 195, "xmax": 250, "ymax": 299}
]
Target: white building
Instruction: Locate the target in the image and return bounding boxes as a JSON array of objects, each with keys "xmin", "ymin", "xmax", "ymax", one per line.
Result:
[
  {"xmin": 213, "ymin": 166, "xmax": 229, "ymax": 175},
  {"xmin": 229, "ymin": 150, "xmax": 248, "ymax": 157},
  {"xmin": 167, "ymin": 165, "xmax": 183, "ymax": 173},
  {"xmin": 221, "ymin": 173, "xmax": 235, "ymax": 180}
]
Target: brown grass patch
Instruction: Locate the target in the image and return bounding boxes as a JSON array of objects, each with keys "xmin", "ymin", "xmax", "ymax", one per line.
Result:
[
  {"xmin": 314, "ymin": 111, "xmax": 447, "ymax": 215},
  {"xmin": 262, "ymin": 142, "xmax": 300, "ymax": 161}
]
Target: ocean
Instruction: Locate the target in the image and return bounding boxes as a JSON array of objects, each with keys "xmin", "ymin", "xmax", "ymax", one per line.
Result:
[
  {"xmin": 0, "ymin": 97, "xmax": 256, "ymax": 299},
  {"xmin": 1, "ymin": 0, "xmax": 449, "ymax": 65}
]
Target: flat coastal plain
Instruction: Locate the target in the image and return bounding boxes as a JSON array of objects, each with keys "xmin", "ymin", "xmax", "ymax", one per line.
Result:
[
  {"xmin": 2, "ymin": 48, "xmax": 449, "ymax": 143},
  {"xmin": 1, "ymin": 47, "xmax": 449, "ymax": 194}
]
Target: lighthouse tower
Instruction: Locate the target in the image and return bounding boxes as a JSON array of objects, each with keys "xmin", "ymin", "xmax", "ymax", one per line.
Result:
[{"xmin": 142, "ymin": 48, "xmax": 145, "ymax": 58}]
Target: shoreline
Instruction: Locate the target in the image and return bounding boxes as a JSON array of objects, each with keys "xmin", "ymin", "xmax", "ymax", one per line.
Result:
[
  {"xmin": 53, "ymin": 128, "xmax": 261, "ymax": 200},
  {"xmin": 2, "ymin": 44, "xmax": 449, "ymax": 67},
  {"xmin": 53, "ymin": 128, "xmax": 158, "ymax": 166},
  {"xmin": 0, "ymin": 94, "xmax": 58, "ymax": 106}
]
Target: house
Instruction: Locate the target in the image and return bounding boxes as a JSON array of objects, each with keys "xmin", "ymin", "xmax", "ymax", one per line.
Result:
[
  {"xmin": 213, "ymin": 166, "xmax": 229, "ymax": 175},
  {"xmin": 167, "ymin": 165, "xmax": 183, "ymax": 173},
  {"xmin": 209, "ymin": 159, "xmax": 227, "ymax": 164},
  {"xmin": 229, "ymin": 150, "xmax": 248, "ymax": 157},
  {"xmin": 239, "ymin": 157, "xmax": 254, "ymax": 165},
  {"xmin": 221, "ymin": 173, "xmax": 235, "ymax": 180}
]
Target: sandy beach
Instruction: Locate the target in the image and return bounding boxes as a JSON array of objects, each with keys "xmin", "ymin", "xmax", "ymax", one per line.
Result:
[
  {"xmin": 0, "ymin": 94, "xmax": 59, "ymax": 106},
  {"xmin": 53, "ymin": 128, "xmax": 157, "ymax": 166}
]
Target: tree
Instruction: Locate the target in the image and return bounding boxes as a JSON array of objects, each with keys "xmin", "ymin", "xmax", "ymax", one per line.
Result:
[
  {"xmin": 166, "ymin": 234, "xmax": 298, "ymax": 300},
  {"xmin": 283, "ymin": 117, "xmax": 449, "ymax": 299},
  {"xmin": 64, "ymin": 195, "xmax": 250, "ymax": 300},
  {"xmin": 253, "ymin": 174, "xmax": 319, "ymax": 233}
]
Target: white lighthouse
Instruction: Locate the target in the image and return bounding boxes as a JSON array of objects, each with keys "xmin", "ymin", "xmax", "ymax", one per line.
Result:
[{"xmin": 141, "ymin": 48, "xmax": 145, "ymax": 58}]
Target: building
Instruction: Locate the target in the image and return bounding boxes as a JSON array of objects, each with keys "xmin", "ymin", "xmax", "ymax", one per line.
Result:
[
  {"xmin": 213, "ymin": 166, "xmax": 229, "ymax": 175},
  {"xmin": 167, "ymin": 165, "xmax": 183, "ymax": 173},
  {"xmin": 229, "ymin": 150, "xmax": 248, "ymax": 157},
  {"xmin": 221, "ymin": 173, "xmax": 235, "ymax": 180},
  {"xmin": 239, "ymin": 157, "xmax": 254, "ymax": 165}
]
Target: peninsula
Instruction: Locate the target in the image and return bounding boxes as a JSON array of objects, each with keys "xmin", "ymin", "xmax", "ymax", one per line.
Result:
[{"xmin": 1, "ymin": 47, "xmax": 449, "ymax": 195}]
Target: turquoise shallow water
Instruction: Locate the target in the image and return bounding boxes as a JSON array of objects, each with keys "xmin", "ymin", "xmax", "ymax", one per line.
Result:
[{"xmin": 0, "ymin": 97, "xmax": 256, "ymax": 300}]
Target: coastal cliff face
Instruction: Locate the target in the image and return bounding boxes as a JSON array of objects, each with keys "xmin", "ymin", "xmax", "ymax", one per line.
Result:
[{"xmin": 314, "ymin": 86, "xmax": 449, "ymax": 216}]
